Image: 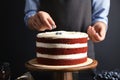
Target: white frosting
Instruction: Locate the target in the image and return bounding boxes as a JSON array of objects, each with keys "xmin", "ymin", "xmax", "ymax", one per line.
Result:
[
  {"xmin": 37, "ymin": 31, "xmax": 88, "ymax": 39},
  {"xmin": 36, "ymin": 31, "xmax": 88, "ymax": 61},
  {"xmin": 37, "ymin": 52, "xmax": 87, "ymax": 59},
  {"xmin": 36, "ymin": 42, "xmax": 87, "ymax": 48},
  {"xmin": 30, "ymin": 58, "xmax": 93, "ymax": 68}
]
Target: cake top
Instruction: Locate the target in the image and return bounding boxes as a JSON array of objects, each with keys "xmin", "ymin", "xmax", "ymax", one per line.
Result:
[{"xmin": 37, "ymin": 31, "xmax": 88, "ymax": 39}]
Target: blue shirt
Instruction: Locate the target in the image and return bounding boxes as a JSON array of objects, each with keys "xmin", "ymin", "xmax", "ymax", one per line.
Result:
[{"xmin": 24, "ymin": 0, "xmax": 110, "ymax": 26}]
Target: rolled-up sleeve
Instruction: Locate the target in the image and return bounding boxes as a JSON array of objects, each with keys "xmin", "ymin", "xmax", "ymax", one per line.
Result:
[
  {"xmin": 92, "ymin": 0, "xmax": 110, "ymax": 26},
  {"xmin": 24, "ymin": 0, "xmax": 40, "ymax": 26}
]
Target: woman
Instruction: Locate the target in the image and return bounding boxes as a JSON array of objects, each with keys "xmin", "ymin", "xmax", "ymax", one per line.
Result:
[{"xmin": 24, "ymin": 0, "xmax": 110, "ymax": 80}]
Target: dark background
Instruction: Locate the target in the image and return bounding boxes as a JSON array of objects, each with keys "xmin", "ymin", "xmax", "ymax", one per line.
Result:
[{"xmin": 1, "ymin": 0, "xmax": 120, "ymax": 79}]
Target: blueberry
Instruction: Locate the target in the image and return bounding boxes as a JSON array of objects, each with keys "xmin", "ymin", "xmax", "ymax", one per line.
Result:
[
  {"xmin": 56, "ymin": 32, "xmax": 62, "ymax": 35},
  {"xmin": 94, "ymin": 69, "xmax": 120, "ymax": 80}
]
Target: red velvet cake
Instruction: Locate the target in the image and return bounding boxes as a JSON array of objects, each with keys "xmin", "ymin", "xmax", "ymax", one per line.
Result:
[{"xmin": 36, "ymin": 31, "xmax": 88, "ymax": 66}]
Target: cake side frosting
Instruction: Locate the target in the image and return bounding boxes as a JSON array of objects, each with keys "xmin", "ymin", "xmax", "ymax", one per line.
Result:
[
  {"xmin": 37, "ymin": 52, "xmax": 87, "ymax": 59},
  {"xmin": 36, "ymin": 42, "xmax": 87, "ymax": 48},
  {"xmin": 37, "ymin": 31, "xmax": 88, "ymax": 39},
  {"xmin": 36, "ymin": 31, "xmax": 88, "ymax": 65}
]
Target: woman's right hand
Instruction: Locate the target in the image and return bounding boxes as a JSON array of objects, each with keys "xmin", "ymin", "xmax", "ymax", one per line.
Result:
[{"xmin": 28, "ymin": 11, "xmax": 56, "ymax": 31}]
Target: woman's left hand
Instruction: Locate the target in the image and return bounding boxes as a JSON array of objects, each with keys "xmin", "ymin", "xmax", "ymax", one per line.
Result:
[{"xmin": 87, "ymin": 21, "xmax": 107, "ymax": 42}]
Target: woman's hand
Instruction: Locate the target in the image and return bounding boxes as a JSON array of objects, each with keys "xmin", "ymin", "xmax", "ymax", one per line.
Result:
[
  {"xmin": 87, "ymin": 21, "xmax": 107, "ymax": 42},
  {"xmin": 28, "ymin": 11, "xmax": 56, "ymax": 31}
]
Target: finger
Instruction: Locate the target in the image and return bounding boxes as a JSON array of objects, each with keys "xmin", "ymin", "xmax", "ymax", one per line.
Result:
[
  {"xmin": 47, "ymin": 17, "xmax": 56, "ymax": 29},
  {"xmin": 32, "ymin": 20, "xmax": 41, "ymax": 30},
  {"xmin": 28, "ymin": 17, "xmax": 40, "ymax": 30},
  {"xmin": 87, "ymin": 26, "xmax": 93, "ymax": 40},
  {"xmin": 87, "ymin": 26, "xmax": 96, "ymax": 38},
  {"xmin": 90, "ymin": 27, "xmax": 99, "ymax": 42},
  {"xmin": 87, "ymin": 26, "xmax": 100, "ymax": 42},
  {"xmin": 30, "ymin": 16, "xmax": 44, "ymax": 31},
  {"xmin": 37, "ymin": 12, "xmax": 53, "ymax": 30},
  {"xmin": 28, "ymin": 18, "xmax": 35, "ymax": 30},
  {"xmin": 92, "ymin": 31, "xmax": 105, "ymax": 42},
  {"xmin": 99, "ymin": 29, "xmax": 106, "ymax": 38},
  {"xmin": 94, "ymin": 27, "xmax": 106, "ymax": 41},
  {"xmin": 34, "ymin": 15, "xmax": 48, "ymax": 31},
  {"xmin": 44, "ymin": 18, "xmax": 54, "ymax": 30},
  {"xmin": 93, "ymin": 33, "xmax": 102, "ymax": 42},
  {"xmin": 91, "ymin": 27, "xmax": 103, "ymax": 42},
  {"xmin": 96, "ymin": 33, "xmax": 105, "ymax": 41},
  {"xmin": 39, "ymin": 17, "xmax": 53, "ymax": 30},
  {"xmin": 34, "ymin": 14, "xmax": 42, "ymax": 27}
]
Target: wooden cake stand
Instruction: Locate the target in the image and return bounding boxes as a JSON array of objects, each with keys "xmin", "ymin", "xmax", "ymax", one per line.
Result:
[{"xmin": 25, "ymin": 58, "xmax": 98, "ymax": 80}]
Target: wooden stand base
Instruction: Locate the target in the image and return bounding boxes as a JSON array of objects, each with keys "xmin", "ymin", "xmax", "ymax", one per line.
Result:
[
  {"xmin": 25, "ymin": 58, "xmax": 98, "ymax": 80},
  {"xmin": 54, "ymin": 72, "xmax": 72, "ymax": 80}
]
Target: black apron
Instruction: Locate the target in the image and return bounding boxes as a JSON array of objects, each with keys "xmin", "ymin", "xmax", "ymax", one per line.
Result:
[
  {"xmin": 39, "ymin": 0, "xmax": 95, "ymax": 59},
  {"xmin": 32, "ymin": 0, "xmax": 96, "ymax": 80}
]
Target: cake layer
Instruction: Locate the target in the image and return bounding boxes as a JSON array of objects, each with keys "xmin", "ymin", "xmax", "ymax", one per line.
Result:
[
  {"xmin": 36, "ymin": 38, "xmax": 87, "ymax": 44},
  {"xmin": 37, "ymin": 31, "xmax": 88, "ymax": 39},
  {"xmin": 37, "ymin": 57, "xmax": 87, "ymax": 65},
  {"xmin": 36, "ymin": 42, "xmax": 87, "ymax": 48},
  {"xmin": 36, "ymin": 31, "xmax": 88, "ymax": 66},
  {"xmin": 37, "ymin": 52, "xmax": 87, "ymax": 59},
  {"xmin": 36, "ymin": 47, "xmax": 87, "ymax": 55}
]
